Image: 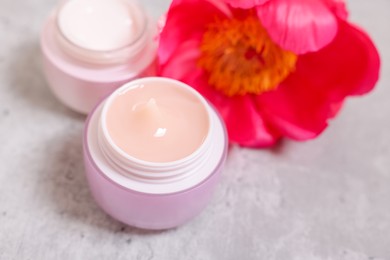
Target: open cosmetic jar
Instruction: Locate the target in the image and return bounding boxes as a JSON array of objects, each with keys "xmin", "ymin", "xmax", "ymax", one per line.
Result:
[
  {"xmin": 83, "ymin": 77, "xmax": 228, "ymax": 230},
  {"xmin": 41, "ymin": 0, "xmax": 157, "ymax": 114}
]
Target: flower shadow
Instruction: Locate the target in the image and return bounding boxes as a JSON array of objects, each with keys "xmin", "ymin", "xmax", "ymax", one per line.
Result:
[{"xmin": 268, "ymin": 139, "xmax": 288, "ymax": 155}]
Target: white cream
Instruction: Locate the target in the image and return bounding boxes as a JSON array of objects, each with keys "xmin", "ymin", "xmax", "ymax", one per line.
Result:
[{"xmin": 58, "ymin": 0, "xmax": 143, "ymax": 51}]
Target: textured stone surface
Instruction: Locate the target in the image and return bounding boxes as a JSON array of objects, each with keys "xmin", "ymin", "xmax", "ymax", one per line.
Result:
[{"xmin": 1, "ymin": 0, "xmax": 390, "ymax": 259}]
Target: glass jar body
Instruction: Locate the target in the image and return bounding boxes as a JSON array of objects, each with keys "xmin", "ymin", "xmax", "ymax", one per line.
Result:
[
  {"xmin": 83, "ymin": 81, "xmax": 227, "ymax": 229},
  {"xmin": 40, "ymin": 10, "xmax": 157, "ymax": 114}
]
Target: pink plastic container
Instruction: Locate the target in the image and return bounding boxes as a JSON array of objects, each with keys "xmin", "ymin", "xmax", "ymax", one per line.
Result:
[
  {"xmin": 40, "ymin": 0, "xmax": 157, "ymax": 114},
  {"xmin": 83, "ymin": 78, "xmax": 228, "ymax": 230}
]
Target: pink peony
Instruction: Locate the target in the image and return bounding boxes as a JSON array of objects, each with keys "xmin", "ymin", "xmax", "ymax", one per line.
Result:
[{"xmin": 158, "ymin": 0, "xmax": 380, "ymax": 147}]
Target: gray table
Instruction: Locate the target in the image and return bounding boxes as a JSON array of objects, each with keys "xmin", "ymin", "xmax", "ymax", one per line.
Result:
[{"xmin": 1, "ymin": 0, "xmax": 389, "ymax": 259}]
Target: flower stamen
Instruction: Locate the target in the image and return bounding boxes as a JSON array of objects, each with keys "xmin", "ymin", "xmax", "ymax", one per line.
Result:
[{"xmin": 198, "ymin": 13, "xmax": 297, "ymax": 96}]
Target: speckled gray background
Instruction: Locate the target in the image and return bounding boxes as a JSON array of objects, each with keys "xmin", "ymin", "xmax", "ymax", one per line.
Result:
[{"xmin": 0, "ymin": 0, "xmax": 389, "ymax": 259}]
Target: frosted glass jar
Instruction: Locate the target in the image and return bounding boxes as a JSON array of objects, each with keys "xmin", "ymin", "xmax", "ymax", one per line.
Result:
[
  {"xmin": 83, "ymin": 78, "xmax": 228, "ymax": 229},
  {"xmin": 40, "ymin": 0, "xmax": 157, "ymax": 114}
]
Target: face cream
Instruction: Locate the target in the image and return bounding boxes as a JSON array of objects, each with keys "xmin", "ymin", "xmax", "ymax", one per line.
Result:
[
  {"xmin": 104, "ymin": 82, "xmax": 209, "ymax": 162},
  {"xmin": 83, "ymin": 77, "xmax": 227, "ymax": 229},
  {"xmin": 41, "ymin": 0, "xmax": 156, "ymax": 114},
  {"xmin": 58, "ymin": 0, "xmax": 140, "ymax": 52}
]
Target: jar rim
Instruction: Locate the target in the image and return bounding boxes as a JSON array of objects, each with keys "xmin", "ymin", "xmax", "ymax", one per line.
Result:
[{"xmin": 98, "ymin": 78, "xmax": 214, "ymax": 182}]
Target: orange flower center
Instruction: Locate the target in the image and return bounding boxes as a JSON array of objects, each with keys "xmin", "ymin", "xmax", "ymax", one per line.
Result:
[{"xmin": 198, "ymin": 14, "xmax": 297, "ymax": 97}]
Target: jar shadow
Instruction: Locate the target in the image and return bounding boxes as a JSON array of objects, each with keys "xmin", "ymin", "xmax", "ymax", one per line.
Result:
[
  {"xmin": 38, "ymin": 107, "xmax": 167, "ymax": 236},
  {"xmin": 5, "ymin": 39, "xmax": 83, "ymax": 120}
]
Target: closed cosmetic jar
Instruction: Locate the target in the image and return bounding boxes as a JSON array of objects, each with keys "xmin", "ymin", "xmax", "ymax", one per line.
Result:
[
  {"xmin": 83, "ymin": 77, "xmax": 228, "ymax": 230},
  {"xmin": 41, "ymin": 0, "xmax": 157, "ymax": 114}
]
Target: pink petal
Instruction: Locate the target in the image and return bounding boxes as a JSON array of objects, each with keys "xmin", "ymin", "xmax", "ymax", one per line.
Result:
[
  {"xmin": 256, "ymin": 20, "xmax": 380, "ymax": 141},
  {"xmin": 322, "ymin": 0, "xmax": 348, "ymax": 19},
  {"xmin": 257, "ymin": 75, "xmax": 332, "ymax": 141},
  {"xmin": 159, "ymin": 39, "xmax": 202, "ymax": 81},
  {"xmin": 222, "ymin": 95, "xmax": 281, "ymax": 147},
  {"xmin": 158, "ymin": 0, "xmax": 227, "ymax": 65},
  {"xmin": 226, "ymin": 0, "xmax": 270, "ymax": 9},
  {"xmin": 296, "ymin": 20, "xmax": 381, "ymax": 101},
  {"xmin": 185, "ymin": 73, "xmax": 280, "ymax": 147},
  {"xmin": 257, "ymin": 0, "xmax": 338, "ymax": 54}
]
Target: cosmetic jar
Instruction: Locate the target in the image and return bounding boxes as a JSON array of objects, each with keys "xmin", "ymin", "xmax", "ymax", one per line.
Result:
[
  {"xmin": 41, "ymin": 0, "xmax": 157, "ymax": 114},
  {"xmin": 83, "ymin": 77, "xmax": 227, "ymax": 230}
]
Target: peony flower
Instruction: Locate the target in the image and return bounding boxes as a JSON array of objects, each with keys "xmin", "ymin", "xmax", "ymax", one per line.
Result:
[{"xmin": 158, "ymin": 0, "xmax": 380, "ymax": 147}]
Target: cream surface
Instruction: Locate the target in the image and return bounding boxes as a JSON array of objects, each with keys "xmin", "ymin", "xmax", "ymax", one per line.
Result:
[
  {"xmin": 58, "ymin": 0, "xmax": 142, "ymax": 51},
  {"xmin": 105, "ymin": 81, "xmax": 210, "ymax": 163}
]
